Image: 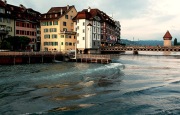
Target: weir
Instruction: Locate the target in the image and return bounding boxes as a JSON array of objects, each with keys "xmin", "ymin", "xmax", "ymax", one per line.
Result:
[{"xmin": 0, "ymin": 52, "xmax": 64, "ymax": 65}]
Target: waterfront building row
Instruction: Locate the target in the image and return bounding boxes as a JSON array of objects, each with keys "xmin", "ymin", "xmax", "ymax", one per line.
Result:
[
  {"xmin": 0, "ymin": 0, "xmax": 41, "ymax": 51},
  {"xmin": 0, "ymin": 0, "xmax": 121, "ymax": 54}
]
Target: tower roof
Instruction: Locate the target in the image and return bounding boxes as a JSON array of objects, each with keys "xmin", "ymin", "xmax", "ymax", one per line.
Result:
[{"xmin": 163, "ymin": 31, "xmax": 172, "ymax": 40}]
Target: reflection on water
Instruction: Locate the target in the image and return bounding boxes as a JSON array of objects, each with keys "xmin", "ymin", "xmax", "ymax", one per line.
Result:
[{"xmin": 0, "ymin": 52, "xmax": 180, "ymax": 114}]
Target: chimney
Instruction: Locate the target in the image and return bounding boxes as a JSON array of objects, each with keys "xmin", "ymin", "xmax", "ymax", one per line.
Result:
[
  {"xmin": 60, "ymin": 8, "xmax": 63, "ymax": 15},
  {"xmin": 67, "ymin": 5, "xmax": 69, "ymax": 10},
  {"xmin": 19, "ymin": 4, "xmax": 26, "ymax": 9},
  {"xmin": 88, "ymin": 7, "xmax": 91, "ymax": 12},
  {"xmin": 3, "ymin": 0, "xmax": 7, "ymax": 5}
]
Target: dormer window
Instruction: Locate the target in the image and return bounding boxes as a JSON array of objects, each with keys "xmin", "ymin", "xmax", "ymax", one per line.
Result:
[{"xmin": 55, "ymin": 14, "xmax": 57, "ymax": 17}]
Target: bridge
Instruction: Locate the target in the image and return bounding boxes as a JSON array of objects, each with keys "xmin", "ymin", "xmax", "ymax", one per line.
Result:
[{"xmin": 100, "ymin": 46, "xmax": 180, "ymax": 53}]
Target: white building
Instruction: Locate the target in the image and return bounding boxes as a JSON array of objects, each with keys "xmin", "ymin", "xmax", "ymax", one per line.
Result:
[{"xmin": 73, "ymin": 8, "xmax": 102, "ymax": 54}]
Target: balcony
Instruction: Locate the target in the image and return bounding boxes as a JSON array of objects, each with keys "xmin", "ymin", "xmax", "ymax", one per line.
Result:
[
  {"xmin": 60, "ymin": 31, "xmax": 76, "ymax": 35},
  {"xmin": 0, "ymin": 29, "xmax": 8, "ymax": 35}
]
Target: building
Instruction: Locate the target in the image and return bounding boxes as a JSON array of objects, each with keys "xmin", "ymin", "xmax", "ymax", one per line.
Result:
[
  {"xmin": 73, "ymin": 7, "xmax": 121, "ymax": 54},
  {"xmin": 73, "ymin": 7, "xmax": 103, "ymax": 54},
  {"xmin": 0, "ymin": 0, "xmax": 15, "ymax": 48},
  {"xmin": 100, "ymin": 10, "xmax": 117, "ymax": 47},
  {"xmin": 10, "ymin": 4, "xmax": 41, "ymax": 51},
  {"xmin": 115, "ymin": 21, "xmax": 121, "ymax": 44},
  {"xmin": 0, "ymin": 0, "xmax": 41, "ymax": 51},
  {"xmin": 163, "ymin": 30, "xmax": 172, "ymax": 47},
  {"xmin": 40, "ymin": 5, "xmax": 77, "ymax": 52}
]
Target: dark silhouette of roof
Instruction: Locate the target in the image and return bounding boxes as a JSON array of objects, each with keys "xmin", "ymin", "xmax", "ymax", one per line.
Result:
[{"xmin": 163, "ymin": 31, "xmax": 172, "ymax": 40}]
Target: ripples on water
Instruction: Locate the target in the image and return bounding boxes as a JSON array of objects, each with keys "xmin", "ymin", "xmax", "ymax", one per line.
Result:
[{"xmin": 0, "ymin": 53, "xmax": 180, "ymax": 114}]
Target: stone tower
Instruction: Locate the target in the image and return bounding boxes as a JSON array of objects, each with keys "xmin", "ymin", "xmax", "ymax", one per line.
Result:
[{"xmin": 163, "ymin": 31, "xmax": 172, "ymax": 47}]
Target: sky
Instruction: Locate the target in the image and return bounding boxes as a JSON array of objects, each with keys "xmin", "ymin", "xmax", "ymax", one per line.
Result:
[{"xmin": 6, "ymin": 0, "xmax": 180, "ymax": 41}]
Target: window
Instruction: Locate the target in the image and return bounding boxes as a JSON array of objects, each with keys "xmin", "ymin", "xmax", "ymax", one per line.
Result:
[
  {"xmin": 7, "ymin": 19, "xmax": 11, "ymax": 23},
  {"xmin": 63, "ymin": 22, "xmax": 66, "ymax": 26},
  {"xmin": 83, "ymin": 29, "xmax": 85, "ymax": 33},
  {"xmin": 61, "ymin": 42, "xmax": 63, "ymax": 45},
  {"xmin": 0, "ymin": 8, "xmax": 5, "ymax": 13},
  {"xmin": 44, "ymin": 28, "xmax": 48, "ymax": 33},
  {"xmin": 16, "ymin": 22, "xmax": 20, "ymax": 26},
  {"xmin": 22, "ymin": 23, "xmax": 25, "ymax": 27},
  {"xmin": 27, "ymin": 31, "xmax": 29, "ymax": 35},
  {"xmin": 49, "ymin": 21, "xmax": 52, "ymax": 26},
  {"xmin": 41, "ymin": 22, "xmax": 46, "ymax": 26},
  {"xmin": 16, "ymin": 30, "xmax": 20, "ymax": 34},
  {"xmin": 52, "ymin": 42, "xmax": 58, "ymax": 46},
  {"xmin": 44, "ymin": 42, "xmax": 48, "ymax": 46},
  {"xmin": 93, "ymin": 21, "xmax": 96, "ymax": 26},
  {"xmin": 52, "ymin": 34, "xmax": 57, "ymax": 39},
  {"xmin": 83, "ymin": 37, "xmax": 85, "ymax": 40},
  {"xmin": 65, "ymin": 35, "xmax": 68, "ymax": 38},
  {"xmin": 83, "ymin": 22, "xmax": 85, "ymax": 26},
  {"xmin": 44, "ymin": 34, "xmax": 50, "ymax": 39},
  {"xmin": 65, "ymin": 15, "xmax": 68, "ymax": 19},
  {"xmin": 61, "ymin": 35, "xmax": 64, "ymax": 38},
  {"xmin": 65, "ymin": 42, "xmax": 68, "ymax": 46},
  {"xmin": 55, "ymin": 14, "xmax": 57, "ymax": 17},
  {"xmin": 6, "ymin": 26, "xmax": 12, "ymax": 32},
  {"xmin": 69, "ymin": 42, "xmax": 72, "ymax": 46},
  {"xmin": 50, "ymin": 28, "xmax": 57, "ymax": 32},
  {"xmin": 53, "ymin": 21, "xmax": 58, "ymax": 25},
  {"xmin": 27, "ymin": 23, "xmax": 29, "ymax": 28},
  {"xmin": 63, "ymin": 28, "xmax": 67, "ymax": 31}
]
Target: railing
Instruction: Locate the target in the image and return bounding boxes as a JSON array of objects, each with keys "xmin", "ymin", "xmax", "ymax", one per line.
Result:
[
  {"xmin": 76, "ymin": 54, "xmax": 111, "ymax": 59},
  {"xmin": 0, "ymin": 30, "xmax": 8, "ymax": 34}
]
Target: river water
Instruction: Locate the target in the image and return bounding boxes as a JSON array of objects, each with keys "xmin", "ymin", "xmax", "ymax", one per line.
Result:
[{"xmin": 0, "ymin": 51, "xmax": 180, "ymax": 115}]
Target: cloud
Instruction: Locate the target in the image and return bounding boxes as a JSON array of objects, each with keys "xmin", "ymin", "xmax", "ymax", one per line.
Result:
[{"xmin": 6, "ymin": 0, "xmax": 180, "ymax": 40}]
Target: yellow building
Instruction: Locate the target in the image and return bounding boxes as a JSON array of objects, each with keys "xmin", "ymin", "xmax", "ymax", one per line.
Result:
[{"xmin": 40, "ymin": 5, "xmax": 77, "ymax": 52}]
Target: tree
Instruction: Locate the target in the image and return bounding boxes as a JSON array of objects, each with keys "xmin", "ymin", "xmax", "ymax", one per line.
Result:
[
  {"xmin": 174, "ymin": 38, "xmax": 177, "ymax": 46},
  {"xmin": 3, "ymin": 36, "xmax": 31, "ymax": 51}
]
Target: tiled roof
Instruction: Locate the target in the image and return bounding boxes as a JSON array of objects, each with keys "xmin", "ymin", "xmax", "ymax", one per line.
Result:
[
  {"xmin": 74, "ymin": 8, "xmax": 115, "ymax": 25},
  {"xmin": 163, "ymin": 31, "xmax": 172, "ymax": 39},
  {"xmin": 40, "ymin": 5, "xmax": 74, "ymax": 20},
  {"xmin": 0, "ymin": 0, "xmax": 5, "ymax": 7}
]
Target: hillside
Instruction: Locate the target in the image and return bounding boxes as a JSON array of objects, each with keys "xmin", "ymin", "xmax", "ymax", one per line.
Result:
[{"xmin": 121, "ymin": 39, "xmax": 164, "ymax": 46}]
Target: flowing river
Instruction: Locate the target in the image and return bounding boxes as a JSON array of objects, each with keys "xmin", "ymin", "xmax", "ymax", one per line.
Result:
[{"xmin": 0, "ymin": 51, "xmax": 180, "ymax": 114}]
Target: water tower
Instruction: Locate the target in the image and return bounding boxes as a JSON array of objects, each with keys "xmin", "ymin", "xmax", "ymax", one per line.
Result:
[{"xmin": 163, "ymin": 31, "xmax": 172, "ymax": 47}]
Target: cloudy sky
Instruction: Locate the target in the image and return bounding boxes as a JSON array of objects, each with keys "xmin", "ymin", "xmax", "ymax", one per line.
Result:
[{"xmin": 7, "ymin": 0, "xmax": 180, "ymax": 41}]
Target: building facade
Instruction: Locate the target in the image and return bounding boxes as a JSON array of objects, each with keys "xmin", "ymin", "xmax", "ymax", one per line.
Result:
[
  {"xmin": 115, "ymin": 21, "xmax": 121, "ymax": 44},
  {"xmin": 11, "ymin": 4, "xmax": 41, "ymax": 51},
  {"xmin": 0, "ymin": 0, "xmax": 14, "ymax": 48},
  {"xmin": 73, "ymin": 8, "xmax": 102, "ymax": 54},
  {"xmin": 40, "ymin": 5, "xmax": 77, "ymax": 52},
  {"xmin": 73, "ymin": 7, "xmax": 121, "ymax": 54},
  {"xmin": 0, "ymin": 0, "xmax": 41, "ymax": 51}
]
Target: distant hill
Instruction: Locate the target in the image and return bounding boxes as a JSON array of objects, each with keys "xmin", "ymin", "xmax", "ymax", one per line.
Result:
[{"xmin": 120, "ymin": 39, "xmax": 164, "ymax": 46}]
